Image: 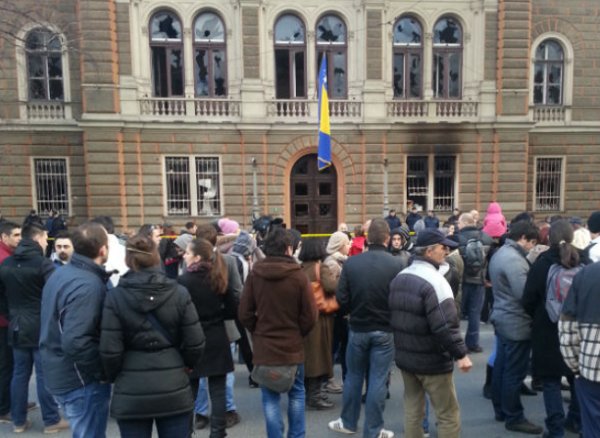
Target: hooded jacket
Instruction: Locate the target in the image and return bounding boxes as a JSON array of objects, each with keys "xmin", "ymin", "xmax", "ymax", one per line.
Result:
[
  {"xmin": 482, "ymin": 202, "xmax": 507, "ymax": 238},
  {"xmin": 100, "ymin": 268, "xmax": 205, "ymax": 419},
  {"xmin": 239, "ymin": 256, "xmax": 317, "ymax": 365},
  {"xmin": 0, "ymin": 239, "xmax": 54, "ymax": 347}
]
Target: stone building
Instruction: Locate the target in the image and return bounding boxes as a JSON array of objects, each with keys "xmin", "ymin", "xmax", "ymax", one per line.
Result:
[{"xmin": 0, "ymin": 0, "xmax": 599, "ymax": 233}]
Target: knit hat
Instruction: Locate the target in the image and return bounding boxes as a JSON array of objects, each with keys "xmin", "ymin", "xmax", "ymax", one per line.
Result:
[
  {"xmin": 587, "ymin": 211, "xmax": 600, "ymax": 233},
  {"xmin": 217, "ymin": 218, "xmax": 240, "ymax": 235},
  {"xmin": 326, "ymin": 231, "xmax": 350, "ymax": 255},
  {"xmin": 173, "ymin": 233, "xmax": 193, "ymax": 251},
  {"xmin": 232, "ymin": 231, "xmax": 256, "ymax": 257}
]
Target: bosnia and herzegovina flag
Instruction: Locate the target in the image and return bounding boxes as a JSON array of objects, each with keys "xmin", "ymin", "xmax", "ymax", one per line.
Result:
[{"xmin": 317, "ymin": 56, "xmax": 331, "ymax": 171}]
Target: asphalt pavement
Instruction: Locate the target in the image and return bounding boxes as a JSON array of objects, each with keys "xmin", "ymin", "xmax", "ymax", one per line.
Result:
[{"xmin": 1, "ymin": 322, "xmax": 577, "ymax": 437}]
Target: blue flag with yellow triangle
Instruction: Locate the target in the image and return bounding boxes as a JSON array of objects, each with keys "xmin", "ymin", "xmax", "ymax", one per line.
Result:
[{"xmin": 317, "ymin": 57, "xmax": 331, "ymax": 171}]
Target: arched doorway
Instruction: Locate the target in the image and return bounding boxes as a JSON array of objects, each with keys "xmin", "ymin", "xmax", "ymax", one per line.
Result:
[{"xmin": 290, "ymin": 154, "xmax": 338, "ymax": 234}]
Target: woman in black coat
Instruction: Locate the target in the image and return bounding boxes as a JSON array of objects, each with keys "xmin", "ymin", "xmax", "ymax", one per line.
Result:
[
  {"xmin": 522, "ymin": 219, "xmax": 581, "ymax": 437},
  {"xmin": 100, "ymin": 235, "xmax": 205, "ymax": 438},
  {"xmin": 178, "ymin": 238, "xmax": 238, "ymax": 438}
]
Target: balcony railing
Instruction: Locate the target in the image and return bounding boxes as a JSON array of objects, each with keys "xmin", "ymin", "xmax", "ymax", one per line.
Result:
[
  {"xmin": 532, "ymin": 105, "xmax": 566, "ymax": 123},
  {"xmin": 387, "ymin": 100, "xmax": 479, "ymax": 121},
  {"xmin": 26, "ymin": 101, "xmax": 66, "ymax": 120},
  {"xmin": 268, "ymin": 99, "xmax": 362, "ymax": 120},
  {"xmin": 139, "ymin": 98, "xmax": 241, "ymax": 118}
]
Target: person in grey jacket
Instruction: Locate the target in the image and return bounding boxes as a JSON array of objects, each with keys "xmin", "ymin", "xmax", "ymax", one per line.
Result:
[{"xmin": 488, "ymin": 220, "xmax": 542, "ymax": 435}]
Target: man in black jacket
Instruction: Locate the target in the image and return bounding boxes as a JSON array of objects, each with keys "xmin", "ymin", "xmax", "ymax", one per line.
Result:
[
  {"xmin": 40, "ymin": 222, "xmax": 111, "ymax": 438},
  {"xmin": 0, "ymin": 223, "xmax": 67, "ymax": 433},
  {"xmin": 389, "ymin": 229, "xmax": 472, "ymax": 438},
  {"xmin": 328, "ymin": 219, "xmax": 403, "ymax": 438}
]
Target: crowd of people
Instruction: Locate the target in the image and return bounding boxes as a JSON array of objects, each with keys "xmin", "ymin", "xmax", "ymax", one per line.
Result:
[{"xmin": 0, "ymin": 204, "xmax": 597, "ymax": 438}]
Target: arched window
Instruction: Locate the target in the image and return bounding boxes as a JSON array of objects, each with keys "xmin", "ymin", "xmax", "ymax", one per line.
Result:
[
  {"xmin": 316, "ymin": 14, "xmax": 347, "ymax": 99},
  {"xmin": 150, "ymin": 11, "xmax": 184, "ymax": 97},
  {"xmin": 274, "ymin": 14, "xmax": 306, "ymax": 99},
  {"xmin": 194, "ymin": 12, "xmax": 227, "ymax": 97},
  {"xmin": 392, "ymin": 16, "xmax": 422, "ymax": 99},
  {"xmin": 25, "ymin": 29, "xmax": 64, "ymax": 101},
  {"xmin": 432, "ymin": 17, "xmax": 462, "ymax": 99},
  {"xmin": 534, "ymin": 40, "xmax": 563, "ymax": 105}
]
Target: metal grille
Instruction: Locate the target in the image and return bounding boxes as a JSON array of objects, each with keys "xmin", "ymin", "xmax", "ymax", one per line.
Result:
[
  {"xmin": 33, "ymin": 158, "xmax": 69, "ymax": 214},
  {"xmin": 196, "ymin": 157, "xmax": 221, "ymax": 216},
  {"xmin": 407, "ymin": 157, "xmax": 428, "ymax": 196},
  {"xmin": 433, "ymin": 156, "xmax": 455, "ymax": 210},
  {"xmin": 535, "ymin": 158, "xmax": 562, "ymax": 211},
  {"xmin": 165, "ymin": 157, "xmax": 191, "ymax": 215}
]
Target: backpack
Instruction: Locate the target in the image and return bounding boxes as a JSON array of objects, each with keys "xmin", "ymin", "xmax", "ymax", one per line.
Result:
[
  {"xmin": 545, "ymin": 263, "xmax": 582, "ymax": 323},
  {"xmin": 581, "ymin": 242, "xmax": 597, "ymax": 265},
  {"xmin": 462, "ymin": 233, "xmax": 485, "ymax": 277}
]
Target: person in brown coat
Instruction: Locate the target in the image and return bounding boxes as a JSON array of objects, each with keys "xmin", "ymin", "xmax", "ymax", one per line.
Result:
[
  {"xmin": 239, "ymin": 228, "xmax": 318, "ymax": 438},
  {"xmin": 299, "ymin": 238, "xmax": 339, "ymax": 410}
]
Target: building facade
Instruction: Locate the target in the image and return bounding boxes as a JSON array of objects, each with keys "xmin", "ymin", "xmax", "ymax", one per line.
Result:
[{"xmin": 0, "ymin": 0, "xmax": 599, "ymax": 233}]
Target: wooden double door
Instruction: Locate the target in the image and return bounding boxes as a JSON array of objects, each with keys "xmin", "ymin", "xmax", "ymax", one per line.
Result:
[{"xmin": 290, "ymin": 154, "xmax": 338, "ymax": 234}]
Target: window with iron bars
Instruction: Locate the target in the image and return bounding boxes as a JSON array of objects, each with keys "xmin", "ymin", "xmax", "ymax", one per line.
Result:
[
  {"xmin": 164, "ymin": 156, "xmax": 222, "ymax": 216},
  {"xmin": 32, "ymin": 158, "xmax": 70, "ymax": 215},
  {"xmin": 406, "ymin": 155, "xmax": 456, "ymax": 211},
  {"xmin": 534, "ymin": 157, "xmax": 564, "ymax": 211}
]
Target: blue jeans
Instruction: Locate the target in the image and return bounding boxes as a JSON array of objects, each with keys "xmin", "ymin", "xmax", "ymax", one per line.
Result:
[
  {"xmin": 54, "ymin": 382, "xmax": 111, "ymax": 438},
  {"xmin": 491, "ymin": 334, "xmax": 531, "ymax": 426},
  {"xmin": 11, "ymin": 347, "xmax": 60, "ymax": 427},
  {"xmin": 118, "ymin": 412, "xmax": 191, "ymax": 438},
  {"xmin": 260, "ymin": 364, "xmax": 305, "ymax": 438},
  {"xmin": 575, "ymin": 377, "xmax": 600, "ymax": 438},
  {"xmin": 341, "ymin": 330, "xmax": 394, "ymax": 438},
  {"xmin": 462, "ymin": 283, "xmax": 484, "ymax": 349},
  {"xmin": 542, "ymin": 376, "xmax": 580, "ymax": 438},
  {"xmin": 196, "ymin": 344, "xmax": 236, "ymax": 414}
]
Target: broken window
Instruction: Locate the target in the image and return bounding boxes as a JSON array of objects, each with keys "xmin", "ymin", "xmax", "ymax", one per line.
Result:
[
  {"xmin": 393, "ymin": 16, "xmax": 422, "ymax": 99},
  {"xmin": 274, "ymin": 14, "xmax": 306, "ymax": 99},
  {"xmin": 535, "ymin": 157, "xmax": 563, "ymax": 211},
  {"xmin": 194, "ymin": 12, "xmax": 227, "ymax": 97},
  {"xmin": 407, "ymin": 156, "xmax": 456, "ymax": 211},
  {"xmin": 33, "ymin": 158, "xmax": 70, "ymax": 214},
  {"xmin": 150, "ymin": 11, "xmax": 184, "ymax": 97},
  {"xmin": 432, "ymin": 17, "xmax": 462, "ymax": 99},
  {"xmin": 534, "ymin": 40, "xmax": 563, "ymax": 105},
  {"xmin": 316, "ymin": 14, "xmax": 347, "ymax": 99},
  {"xmin": 26, "ymin": 29, "xmax": 64, "ymax": 101}
]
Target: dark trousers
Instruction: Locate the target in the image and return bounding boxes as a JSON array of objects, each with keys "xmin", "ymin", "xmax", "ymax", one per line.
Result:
[
  {"xmin": 235, "ymin": 318, "xmax": 254, "ymax": 373},
  {"xmin": 190, "ymin": 375, "xmax": 227, "ymax": 438},
  {"xmin": 118, "ymin": 412, "xmax": 191, "ymax": 438},
  {"xmin": 333, "ymin": 314, "xmax": 348, "ymax": 380},
  {"xmin": 575, "ymin": 376, "xmax": 600, "ymax": 438},
  {"xmin": 0, "ymin": 327, "xmax": 12, "ymax": 416},
  {"xmin": 542, "ymin": 375, "xmax": 580, "ymax": 437}
]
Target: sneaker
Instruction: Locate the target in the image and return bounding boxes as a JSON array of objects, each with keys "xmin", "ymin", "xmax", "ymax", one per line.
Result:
[
  {"xmin": 325, "ymin": 378, "xmax": 343, "ymax": 394},
  {"xmin": 520, "ymin": 383, "xmax": 537, "ymax": 396},
  {"xmin": 195, "ymin": 414, "xmax": 209, "ymax": 430},
  {"xmin": 505, "ymin": 420, "xmax": 544, "ymax": 435},
  {"xmin": 328, "ymin": 418, "xmax": 356, "ymax": 434},
  {"xmin": 377, "ymin": 429, "xmax": 394, "ymax": 438},
  {"xmin": 44, "ymin": 418, "xmax": 70, "ymax": 434},
  {"xmin": 467, "ymin": 345, "xmax": 483, "ymax": 353},
  {"xmin": 248, "ymin": 376, "xmax": 259, "ymax": 388},
  {"xmin": 307, "ymin": 397, "xmax": 334, "ymax": 410},
  {"xmin": 0, "ymin": 413, "xmax": 10, "ymax": 424},
  {"xmin": 13, "ymin": 420, "xmax": 32, "ymax": 433},
  {"xmin": 225, "ymin": 410, "xmax": 241, "ymax": 428},
  {"xmin": 27, "ymin": 402, "xmax": 37, "ymax": 411}
]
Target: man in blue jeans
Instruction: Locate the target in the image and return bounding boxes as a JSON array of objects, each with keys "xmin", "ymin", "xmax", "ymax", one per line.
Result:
[
  {"xmin": 40, "ymin": 222, "xmax": 112, "ymax": 438},
  {"xmin": 0, "ymin": 223, "xmax": 68, "ymax": 433},
  {"xmin": 489, "ymin": 220, "xmax": 542, "ymax": 434},
  {"xmin": 329, "ymin": 218, "xmax": 403, "ymax": 438}
]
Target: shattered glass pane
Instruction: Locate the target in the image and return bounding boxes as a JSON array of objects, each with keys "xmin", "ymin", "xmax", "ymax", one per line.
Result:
[
  {"xmin": 195, "ymin": 49, "xmax": 209, "ymax": 96},
  {"xmin": 194, "ymin": 12, "xmax": 225, "ymax": 42},
  {"xmin": 434, "ymin": 18, "xmax": 462, "ymax": 44},
  {"xmin": 28, "ymin": 55, "xmax": 45, "ymax": 78},
  {"xmin": 213, "ymin": 49, "xmax": 226, "ymax": 96},
  {"xmin": 316, "ymin": 15, "xmax": 346, "ymax": 43},
  {"xmin": 49, "ymin": 79, "xmax": 64, "ymax": 100},
  {"xmin": 275, "ymin": 15, "xmax": 305, "ymax": 43},
  {"xmin": 151, "ymin": 12, "xmax": 182, "ymax": 41},
  {"xmin": 332, "ymin": 51, "xmax": 346, "ymax": 98},
  {"xmin": 393, "ymin": 17, "xmax": 422, "ymax": 45},
  {"xmin": 29, "ymin": 79, "xmax": 46, "ymax": 99}
]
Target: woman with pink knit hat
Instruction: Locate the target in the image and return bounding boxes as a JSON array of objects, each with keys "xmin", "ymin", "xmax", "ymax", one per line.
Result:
[{"xmin": 482, "ymin": 202, "xmax": 507, "ymax": 238}]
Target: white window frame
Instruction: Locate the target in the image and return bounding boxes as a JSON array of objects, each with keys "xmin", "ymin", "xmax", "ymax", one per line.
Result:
[
  {"xmin": 15, "ymin": 23, "xmax": 72, "ymax": 120},
  {"xmin": 162, "ymin": 155, "xmax": 224, "ymax": 217},
  {"xmin": 532, "ymin": 156, "xmax": 566, "ymax": 212},
  {"xmin": 404, "ymin": 154, "xmax": 459, "ymax": 212},
  {"xmin": 30, "ymin": 157, "xmax": 71, "ymax": 216}
]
